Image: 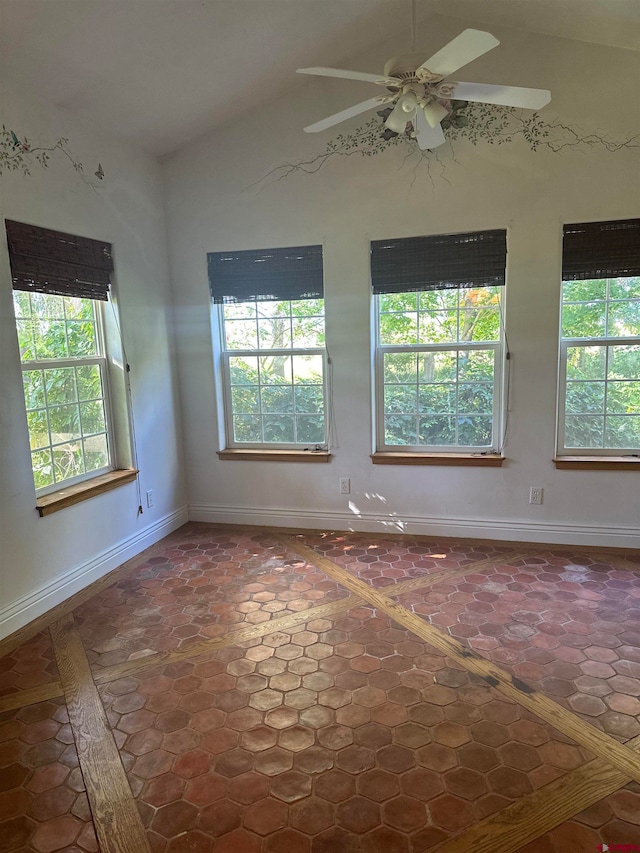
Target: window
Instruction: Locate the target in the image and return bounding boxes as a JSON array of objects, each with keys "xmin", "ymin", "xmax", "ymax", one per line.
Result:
[
  {"xmin": 13, "ymin": 292, "xmax": 113, "ymax": 491},
  {"xmin": 372, "ymin": 230, "xmax": 506, "ymax": 454},
  {"xmin": 6, "ymin": 220, "xmax": 124, "ymax": 495},
  {"xmin": 558, "ymin": 219, "xmax": 640, "ymax": 456},
  {"xmin": 208, "ymin": 246, "xmax": 327, "ymax": 449}
]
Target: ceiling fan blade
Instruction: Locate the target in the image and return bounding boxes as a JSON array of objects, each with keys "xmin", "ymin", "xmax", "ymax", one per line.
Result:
[
  {"xmin": 415, "ymin": 109, "xmax": 446, "ymax": 150},
  {"xmin": 303, "ymin": 97, "xmax": 383, "ymax": 133},
  {"xmin": 297, "ymin": 67, "xmax": 398, "ymax": 87},
  {"xmin": 418, "ymin": 29, "xmax": 499, "ymax": 79},
  {"xmin": 451, "ymin": 82, "xmax": 551, "ymax": 110},
  {"xmin": 385, "ymin": 97, "xmax": 413, "ymax": 133},
  {"xmin": 423, "ymin": 101, "xmax": 449, "ymax": 128}
]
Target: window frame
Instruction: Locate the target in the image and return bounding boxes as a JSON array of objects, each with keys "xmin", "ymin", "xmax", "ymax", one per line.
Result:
[
  {"xmin": 374, "ymin": 293, "xmax": 504, "ymax": 454},
  {"xmin": 15, "ymin": 294, "xmax": 116, "ymax": 496},
  {"xmin": 557, "ymin": 279, "xmax": 640, "ymax": 457},
  {"xmin": 217, "ymin": 298, "xmax": 328, "ymax": 450}
]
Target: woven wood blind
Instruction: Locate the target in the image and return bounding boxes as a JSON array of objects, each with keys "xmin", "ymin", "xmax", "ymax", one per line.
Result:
[
  {"xmin": 562, "ymin": 219, "xmax": 640, "ymax": 281},
  {"xmin": 371, "ymin": 230, "xmax": 507, "ymax": 294},
  {"xmin": 208, "ymin": 245, "xmax": 323, "ymax": 304},
  {"xmin": 5, "ymin": 220, "xmax": 113, "ymax": 301}
]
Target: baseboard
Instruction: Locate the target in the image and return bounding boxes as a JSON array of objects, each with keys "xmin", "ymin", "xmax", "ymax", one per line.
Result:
[
  {"xmin": 0, "ymin": 505, "xmax": 189, "ymax": 640},
  {"xmin": 188, "ymin": 503, "xmax": 639, "ymax": 550}
]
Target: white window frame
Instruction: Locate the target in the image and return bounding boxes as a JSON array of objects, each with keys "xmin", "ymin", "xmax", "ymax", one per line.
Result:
[
  {"xmin": 374, "ymin": 294, "xmax": 504, "ymax": 454},
  {"xmin": 218, "ymin": 300, "xmax": 328, "ymax": 450},
  {"xmin": 557, "ymin": 281, "xmax": 640, "ymax": 457},
  {"xmin": 17, "ymin": 296, "xmax": 116, "ymax": 495}
]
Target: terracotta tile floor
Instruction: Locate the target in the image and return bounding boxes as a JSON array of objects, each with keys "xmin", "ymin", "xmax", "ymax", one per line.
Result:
[{"xmin": 1, "ymin": 524, "xmax": 639, "ymax": 852}]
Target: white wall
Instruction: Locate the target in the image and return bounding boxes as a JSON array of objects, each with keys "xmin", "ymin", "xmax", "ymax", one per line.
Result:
[
  {"xmin": 0, "ymin": 77, "xmax": 187, "ymax": 638},
  {"xmin": 164, "ymin": 18, "xmax": 640, "ymax": 549}
]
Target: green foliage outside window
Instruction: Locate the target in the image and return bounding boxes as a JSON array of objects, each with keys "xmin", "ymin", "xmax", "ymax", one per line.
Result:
[
  {"xmin": 13, "ymin": 292, "xmax": 110, "ymax": 489},
  {"xmin": 561, "ymin": 278, "xmax": 640, "ymax": 450},
  {"xmin": 379, "ymin": 288, "xmax": 500, "ymax": 448},
  {"xmin": 223, "ymin": 299, "xmax": 326, "ymax": 445}
]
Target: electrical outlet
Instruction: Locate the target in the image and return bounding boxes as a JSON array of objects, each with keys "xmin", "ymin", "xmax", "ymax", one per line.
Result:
[
  {"xmin": 339, "ymin": 478, "xmax": 350, "ymax": 495},
  {"xmin": 529, "ymin": 487, "xmax": 543, "ymax": 505},
  {"xmin": 146, "ymin": 489, "xmax": 154, "ymax": 508}
]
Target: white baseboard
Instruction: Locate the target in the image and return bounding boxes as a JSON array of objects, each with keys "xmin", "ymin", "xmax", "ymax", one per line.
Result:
[
  {"xmin": 189, "ymin": 503, "xmax": 639, "ymax": 550},
  {"xmin": 0, "ymin": 505, "xmax": 189, "ymax": 640}
]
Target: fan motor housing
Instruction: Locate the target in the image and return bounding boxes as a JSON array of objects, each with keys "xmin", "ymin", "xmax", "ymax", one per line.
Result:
[{"xmin": 383, "ymin": 53, "xmax": 427, "ymax": 80}]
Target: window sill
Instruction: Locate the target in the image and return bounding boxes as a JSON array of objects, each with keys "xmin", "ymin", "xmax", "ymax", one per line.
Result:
[
  {"xmin": 217, "ymin": 449, "xmax": 331, "ymax": 463},
  {"xmin": 371, "ymin": 452, "xmax": 504, "ymax": 467},
  {"xmin": 36, "ymin": 469, "xmax": 139, "ymax": 517},
  {"xmin": 554, "ymin": 456, "xmax": 640, "ymax": 471}
]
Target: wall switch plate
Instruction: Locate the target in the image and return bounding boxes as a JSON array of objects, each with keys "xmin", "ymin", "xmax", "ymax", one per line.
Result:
[
  {"xmin": 146, "ymin": 489, "xmax": 154, "ymax": 508},
  {"xmin": 339, "ymin": 478, "xmax": 350, "ymax": 495},
  {"xmin": 529, "ymin": 487, "xmax": 543, "ymax": 505}
]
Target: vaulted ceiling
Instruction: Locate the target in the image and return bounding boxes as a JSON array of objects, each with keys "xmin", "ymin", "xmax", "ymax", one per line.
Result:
[{"xmin": 1, "ymin": 0, "xmax": 638, "ymax": 157}]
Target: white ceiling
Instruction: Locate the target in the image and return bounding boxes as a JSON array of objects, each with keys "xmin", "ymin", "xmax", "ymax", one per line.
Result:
[{"xmin": 1, "ymin": 0, "xmax": 638, "ymax": 158}]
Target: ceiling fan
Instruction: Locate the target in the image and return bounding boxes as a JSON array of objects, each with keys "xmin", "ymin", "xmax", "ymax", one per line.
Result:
[{"xmin": 297, "ymin": 29, "xmax": 551, "ymax": 150}]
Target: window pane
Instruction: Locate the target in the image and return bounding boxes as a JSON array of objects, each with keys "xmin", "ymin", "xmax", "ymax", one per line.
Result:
[
  {"xmin": 605, "ymin": 416, "xmax": 640, "ymax": 447},
  {"xmin": 292, "ymin": 355, "xmax": 322, "ymax": 385},
  {"xmin": 13, "ymin": 291, "xmax": 32, "ymax": 318},
  {"xmin": 424, "ymin": 351, "xmax": 456, "ymax": 382},
  {"xmin": 422, "ymin": 290, "xmax": 459, "ymax": 311},
  {"xmin": 23, "ymin": 371, "xmax": 46, "ymax": 410},
  {"xmin": 64, "ymin": 297, "xmax": 94, "ymax": 320},
  {"xmin": 294, "ymin": 385, "xmax": 323, "ymax": 414},
  {"xmin": 296, "ymin": 415, "xmax": 324, "ymax": 444},
  {"xmin": 44, "ymin": 368, "xmax": 77, "ymax": 405},
  {"xmin": 263, "ymin": 415, "xmax": 295, "ymax": 443},
  {"xmin": 609, "ymin": 277, "xmax": 640, "ymax": 299},
  {"xmin": 605, "ymin": 381, "xmax": 640, "ymax": 415},
  {"xmin": 609, "ymin": 345, "xmax": 640, "ymax": 379},
  {"xmin": 76, "ymin": 365, "xmax": 103, "ymax": 401},
  {"xmin": 67, "ymin": 320, "xmax": 97, "ymax": 356},
  {"xmin": 385, "ymin": 385, "xmax": 417, "ymax": 414},
  {"xmin": 379, "ymin": 311, "xmax": 418, "ymax": 345},
  {"xmin": 566, "ymin": 346, "xmax": 605, "ymax": 380},
  {"xmin": 32, "ymin": 293, "xmax": 64, "ymax": 319},
  {"xmin": 80, "ymin": 400, "xmax": 106, "ymax": 436},
  {"xmin": 224, "ymin": 302, "xmax": 256, "ymax": 320},
  {"xmin": 229, "ymin": 356, "xmax": 259, "ymax": 385},
  {"xmin": 419, "ymin": 311, "xmax": 457, "ymax": 344},
  {"xmin": 384, "ymin": 353, "xmax": 417, "ymax": 384},
  {"xmin": 261, "ymin": 355, "xmax": 292, "ymax": 384},
  {"xmin": 32, "ymin": 449, "xmax": 54, "ymax": 489},
  {"xmin": 292, "ymin": 316, "xmax": 324, "ymax": 347},
  {"xmin": 49, "ymin": 404, "xmax": 81, "ymax": 438},
  {"xmin": 259, "ymin": 318, "xmax": 291, "ymax": 349},
  {"xmin": 418, "ymin": 384, "xmax": 455, "ymax": 414},
  {"xmin": 458, "ymin": 416, "xmax": 493, "ymax": 446},
  {"xmin": 608, "ymin": 301, "xmax": 640, "ymax": 337},
  {"xmin": 459, "ymin": 308, "xmax": 500, "ymax": 342},
  {"xmin": 261, "ymin": 386, "xmax": 294, "ymax": 413},
  {"xmin": 53, "ymin": 442, "xmax": 84, "ymax": 482},
  {"xmin": 385, "ymin": 414, "xmax": 417, "ymax": 446},
  {"xmin": 233, "ymin": 415, "xmax": 262, "ymax": 443},
  {"xmin": 562, "ymin": 279, "xmax": 607, "ymax": 302},
  {"xmin": 225, "ymin": 319, "xmax": 258, "ymax": 350},
  {"xmin": 562, "ymin": 303, "xmax": 606, "ymax": 338},
  {"xmin": 27, "ymin": 409, "xmax": 49, "ymax": 450},
  {"xmin": 418, "ymin": 416, "xmax": 455, "ymax": 445},
  {"xmin": 231, "ymin": 386, "xmax": 260, "ymax": 414},
  {"xmin": 84, "ymin": 434, "xmax": 109, "ymax": 471},
  {"xmin": 458, "ymin": 383, "xmax": 494, "ymax": 414},
  {"xmin": 16, "ymin": 319, "xmax": 36, "ymax": 361},
  {"xmin": 564, "ymin": 415, "xmax": 604, "ymax": 448},
  {"xmin": 35, "ymin": 321, "xmax": 68, "ymax": 359},
  {"xmin": 458, "ymin": 350, "xmax": 494, "ymax": 381},
  {"xmin": 379, "ymin": 293, "xmax": 418, "ymax": 313},
  {"xmin": 565, "ymin": 381, "xmax": 605, "ymax": 414}
]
